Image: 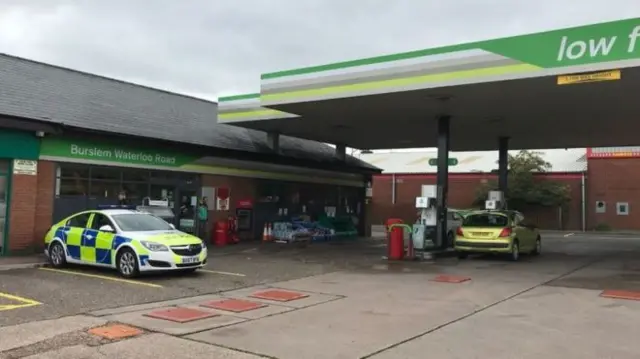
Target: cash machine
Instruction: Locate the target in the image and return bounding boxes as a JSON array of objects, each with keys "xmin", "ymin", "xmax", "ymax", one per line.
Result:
[{"xmin": 413, "ymin": 185, "xmax": 438, "ymax": 251}]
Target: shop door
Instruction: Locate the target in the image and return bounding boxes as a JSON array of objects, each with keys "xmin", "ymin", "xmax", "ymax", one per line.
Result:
[
  {"xmin": 175, "ymin": 188, "xmax": 198, "ymax": 235},
  {"xmin": 0, "ymin": 163, "xmax": 8, "ymax": 255}
]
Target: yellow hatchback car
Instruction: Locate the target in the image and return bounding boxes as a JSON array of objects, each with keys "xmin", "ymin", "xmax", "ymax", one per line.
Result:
[{"xmin": 454, "ymin": 210, "xmax": 541, "ymax": 261}]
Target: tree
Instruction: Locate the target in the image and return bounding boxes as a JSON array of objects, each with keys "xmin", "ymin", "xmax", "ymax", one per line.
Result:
[{"xmin": 474, "ymin": 150, "xmax": 571, "ymax": 209}]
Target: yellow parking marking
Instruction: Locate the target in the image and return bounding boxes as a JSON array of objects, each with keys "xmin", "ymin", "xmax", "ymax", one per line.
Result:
[
  {"xmin": 39, "ymin": 268, "xmax": 163, "ymax": 288},
  {"xmin": 200, "ymin": 269, "xmax": 246, "ymax": 277},
  {"xmin": 0, "ymin": 292, "xmax": 42, "ymax": 312}
]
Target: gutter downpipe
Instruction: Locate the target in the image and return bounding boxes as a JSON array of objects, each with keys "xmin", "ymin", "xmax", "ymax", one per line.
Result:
[
  {"xmin": 391, "ymin": 173, "xmax": 396, "ymax": 204},
  {"xmin": 581, "ymin": 171, "xmax": 586, "ymax": 232}
]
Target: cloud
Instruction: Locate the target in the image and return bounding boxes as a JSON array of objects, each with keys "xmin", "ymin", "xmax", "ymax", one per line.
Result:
[{"xmin": 0, "ymin": 0, "xmax": 638, "ymax": 100}]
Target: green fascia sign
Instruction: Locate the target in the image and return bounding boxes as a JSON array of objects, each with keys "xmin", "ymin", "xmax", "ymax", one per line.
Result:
[
  {"xmin": 429, "ymin": 158, "xmax": 458, "ymax": 166},
  {"xmin": 39, "ymin": 137, "xmax": 199, "ymax": 167},
  {"xmin": 262, "ymin": 18, "xmax": 640, "ymax": 79}
]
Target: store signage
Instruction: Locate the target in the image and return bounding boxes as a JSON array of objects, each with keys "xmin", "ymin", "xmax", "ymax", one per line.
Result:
[
  {"xmin": 216, "ymin": 187, "xmax": 230, "ymax": 211},
  {"xmin": 428, "ymin": 158, "xmax": 458, "ymax": 166},
  {"xmin": 557, "ymin": 70, "xmax": 620, "ymax": 85},
  {"xmin": 237, "ymin": 199, "xmax": 253, "ymax": 208},
  {"xmin": 40, "ymin": 137, "xmax": 198, "ymax": 167},
  {"xmin": 587, "ymin": 147, "xmax": 640, "ymax": 159},
  {"xmin": 12, "ymin": 159, "xmax": 37, "ymax": 175}
]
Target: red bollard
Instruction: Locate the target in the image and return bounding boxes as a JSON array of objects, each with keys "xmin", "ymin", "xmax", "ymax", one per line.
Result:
[{"xmin": 388, "ymin": 225, "xmax": 405, "ymax": 260}]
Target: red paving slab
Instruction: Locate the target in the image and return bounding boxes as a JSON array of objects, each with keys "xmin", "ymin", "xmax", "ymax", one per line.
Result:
[
  {"xmin": 431, "ymin": 274, "xmax": 471, "ymax": 283},
  {"xmin": 88, "ymin": 324, "xmax": 144, "ymax": 340},
  {"xmin": 600, "ymin": 289, "xmax": 640, "ymax": 301},
  {"xmin": 201, "ymin": 299, "xmax": 267, "ymax": 313},
  {"xmin": 250, "ymin": 289, "xmax": 310, "ymax": 302},
  {"xmin": 144, "ymin": 307, "xmax": 220, "ymax": 323}
]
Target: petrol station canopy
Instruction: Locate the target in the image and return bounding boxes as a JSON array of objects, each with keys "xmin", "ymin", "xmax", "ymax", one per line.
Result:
[{"xmin": 219, "ymin": 18, "xmax": 640, "ymax": 151}]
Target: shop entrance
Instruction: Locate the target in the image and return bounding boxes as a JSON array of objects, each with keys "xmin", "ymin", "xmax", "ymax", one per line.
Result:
[
  {"xmin": 0, "ymin": 160, "xmax": 9, "ymax": 255},
  {"xmin": 149, "ymin": 183, "xmax": 199, "ymax": 234}
]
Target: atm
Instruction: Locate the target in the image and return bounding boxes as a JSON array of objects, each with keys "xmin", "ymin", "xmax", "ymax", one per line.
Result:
[{"xmin": 235, "ymin": 199, "xmax": 254, "ymax": 240}]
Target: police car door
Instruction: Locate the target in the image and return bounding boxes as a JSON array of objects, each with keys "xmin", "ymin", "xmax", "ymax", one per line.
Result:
[
  {"xmin": 87, "ymin": 213, "xmax": 117, "ymax": 267},
  {"xmin": 63, "ymin": 212, "xmax": 92, "ymax": 262}
]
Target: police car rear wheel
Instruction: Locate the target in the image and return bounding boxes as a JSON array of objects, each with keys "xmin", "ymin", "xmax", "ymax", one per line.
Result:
[
  {"xmin": 49, "ymin": 242, "xmax": 66, "ymax": 268},
  {"xmin": 117, "ymin": 248, "xmax": 139, "ymax": 278}
]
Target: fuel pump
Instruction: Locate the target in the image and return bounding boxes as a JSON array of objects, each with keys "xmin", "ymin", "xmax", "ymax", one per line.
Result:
[
  {"xmin": 485, "ymin": 190, "xmax": 505, "ymax": 210},
  {"xmin": 412, "ymin": 185, "xmax": 438, "ymax": 251}
]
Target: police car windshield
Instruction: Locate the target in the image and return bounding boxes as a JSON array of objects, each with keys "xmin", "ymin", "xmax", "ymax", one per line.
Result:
[{"xmin": 111, "ymin": 213, "xmax": 173, "ymax": 232}]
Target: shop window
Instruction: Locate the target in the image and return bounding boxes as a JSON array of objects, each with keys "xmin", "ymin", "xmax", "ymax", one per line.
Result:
[
  {"xmin": 122, "ymin": 182, "xmax": 149, "ymax": 201},
  {"xmin": 91, "ymin": 166, "xmax": 121, "ymax": 181},
  {"xmin": 0, "ymin": 160, "xmax": 8, "ymax": 174},
  {"xmin": 58, "ymin": 177, "xmax": 89, "ymax": 196},
  {"xmin": 123, "ymin": 169, "xmax": 149, "ymax": 182},
  {"xmin": 89, "ymin": 180, "xmax": 121, "ymax": 198},
  {"xmin": 59, "ymin": 164, "xmax": 90, "ymax": 178}
]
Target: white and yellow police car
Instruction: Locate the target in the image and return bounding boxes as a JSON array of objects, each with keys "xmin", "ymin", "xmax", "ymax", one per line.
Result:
[{"xmin": 44, "ymin": 209, "xmax": 207, "ymax": 278}]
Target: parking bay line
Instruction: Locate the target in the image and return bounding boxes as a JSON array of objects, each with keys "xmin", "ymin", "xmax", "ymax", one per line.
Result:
[
  {"xmin": 0, "ymin": 292, "xmax": 42, "ymax": 312},
  {"xmin": 38, "ymin": 268, "xmax": 163, "ymax": 288},
  {"xmin": 199, "ymin": 269, "xmax": 246, "ymax": 277}
]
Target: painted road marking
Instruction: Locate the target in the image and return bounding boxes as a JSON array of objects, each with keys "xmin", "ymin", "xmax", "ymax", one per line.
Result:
[
  {"xmin": 564, "ymin": 233, "xmax": 575, "ymax": 237},
  {"xmin": 39, "ymin": 268, "xmax": 163, "ymax": 288},
  {"xmin": 0, "ymin": 292, "xmax": 42, "ymax": 312},
  {"xmin": 200, "ymin": 269, "xmax": 246, "ymax": 277}
]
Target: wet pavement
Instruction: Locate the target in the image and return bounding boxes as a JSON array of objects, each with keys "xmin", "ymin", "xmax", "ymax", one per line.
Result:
[{"xmin": 2, "ymin": 233, "xmax": 640, "ymax": 358}]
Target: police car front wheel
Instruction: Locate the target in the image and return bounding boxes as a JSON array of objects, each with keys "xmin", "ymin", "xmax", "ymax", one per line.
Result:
[
  {"xmin": 49, "ymin": 242, "xmax": 66, "ymax": 268},
  {"xmin": 117, "ymin": 248, "xmax": 140, "ymax": 278}
]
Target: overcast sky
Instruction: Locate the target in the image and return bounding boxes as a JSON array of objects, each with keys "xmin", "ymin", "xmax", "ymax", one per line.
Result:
[{"xmin": 0, "ymin": 0, "xmax": 638, "ymax": 101}]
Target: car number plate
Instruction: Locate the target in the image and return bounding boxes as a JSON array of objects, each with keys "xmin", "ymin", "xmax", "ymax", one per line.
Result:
[{"xmin": 182, "ymin": 256, "xmax": 200, "ymax": 264}]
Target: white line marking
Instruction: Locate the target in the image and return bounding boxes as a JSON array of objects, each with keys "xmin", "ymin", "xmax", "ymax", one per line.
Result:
[
  {"xmin": 39, "ymin": 268, "xmax": 163, "ymax": 288},
  {"xmin": 563, "ymin": 233, "xmax": 575, "ymax": 237},
  {"xmin": 200, "ymin": 269, "xmax": 246, "ymax": 277}
]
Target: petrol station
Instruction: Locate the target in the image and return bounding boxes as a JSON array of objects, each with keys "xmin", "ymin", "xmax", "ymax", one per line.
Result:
[{"xmin": 219, "ymin": 17, "xmax": 640, "ymax": 255}]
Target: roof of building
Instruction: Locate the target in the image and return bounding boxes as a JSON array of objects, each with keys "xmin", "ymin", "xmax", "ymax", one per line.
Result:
[
  {"xmin": 361, "ymin": 148, "xmax": 587, "ymax": 174},
  {"xmin": 0, "ymin": 53, "xmax": 376, "ymax": 171}
]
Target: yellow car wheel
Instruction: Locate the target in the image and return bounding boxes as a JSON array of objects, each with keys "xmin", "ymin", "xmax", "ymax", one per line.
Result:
[
  {"xmin": 532, "ymin": 236, "xmax": 541, "ymax": 256},
  {"xmin": 510, "ymin": 241, "xmax": 520, "ymax": 262}
]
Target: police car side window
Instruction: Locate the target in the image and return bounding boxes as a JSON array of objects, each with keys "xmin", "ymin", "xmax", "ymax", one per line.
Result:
[
  {"xmin": 66, "ymin": 213, "xmax": 91, "ymax": 228},
  {"xmin": 91, "ymin": 214, "xmax": 112, "ymax": 231}
]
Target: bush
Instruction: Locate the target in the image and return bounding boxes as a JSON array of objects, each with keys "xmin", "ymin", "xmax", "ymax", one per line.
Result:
[{"xmin": 474, "ymin": 150, "xmax": 571, "ymax": 209}]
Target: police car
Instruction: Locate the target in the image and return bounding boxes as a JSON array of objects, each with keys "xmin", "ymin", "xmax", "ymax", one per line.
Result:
[{"xmin": 44, "ymin": 209, "xmax": 207, "ymax": 278}]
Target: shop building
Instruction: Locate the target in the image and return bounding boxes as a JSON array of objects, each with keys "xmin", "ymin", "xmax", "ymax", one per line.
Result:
[{"xmin": 0, "ymin": 54, "xmax": 379, "ymax": 256}]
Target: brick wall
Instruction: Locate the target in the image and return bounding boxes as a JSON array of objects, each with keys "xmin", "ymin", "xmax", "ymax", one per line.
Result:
[
  {"xmin": 7, "ymin": 160, "xmax": 56, "ymax": 254},
  {"xmin": 34, "ymin": 161, "xmax": 55, "ymax": 249},
  {"xmin": 371, "ymin": 173, "xmax": 583, "ymax": 230},
  {"xmin": 587, "ymin": 158, "xmax": 640, "ymax": 230},
  {"xmin": 8, "ymin": 170, "xmax": 38, "ymax": 253}
]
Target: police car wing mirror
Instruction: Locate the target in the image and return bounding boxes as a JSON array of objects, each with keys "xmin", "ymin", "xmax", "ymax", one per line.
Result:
[
  {"xmin": 169, "ymin": 223, "xmax": 176, "ymax": 229},
  {"xmin": 99, "ymin": 225, "xmax": 115, "ymax": 233}
]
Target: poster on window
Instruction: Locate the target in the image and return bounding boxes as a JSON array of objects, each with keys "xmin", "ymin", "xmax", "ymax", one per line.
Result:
[{"xmin": 216, "ymin": 187, "xmax": 230, "ymax": 211}]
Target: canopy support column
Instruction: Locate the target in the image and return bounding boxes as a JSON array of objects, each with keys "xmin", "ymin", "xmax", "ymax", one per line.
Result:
[
  {"xmin": 498, "ymin": 136, "xmax": 509, "ymax": 207},
  {"xmin": 435, "ymin": 115, "xmax": 450, "ymax": 250}
]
